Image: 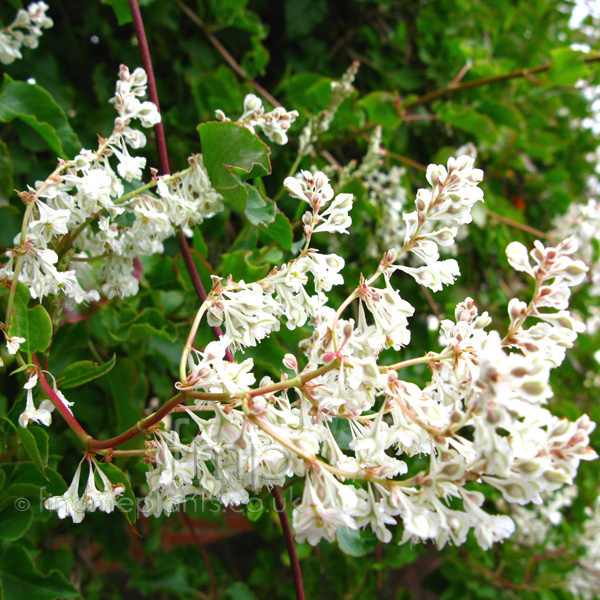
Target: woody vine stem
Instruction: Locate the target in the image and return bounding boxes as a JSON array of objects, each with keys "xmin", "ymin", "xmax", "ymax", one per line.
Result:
[{"xmin": 125, "ymin": 1, "xmax": 304, "ymax": 597}]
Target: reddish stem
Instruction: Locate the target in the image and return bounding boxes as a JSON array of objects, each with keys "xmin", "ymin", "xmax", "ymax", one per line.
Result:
[
  {"xmin": 87, "ymin": 392, "xmax": 188, "ymax": 450},
  {"xmin": 128, "ymin": 0, "xmax": 234, "ymax": 362},
  {"xmin": 273, "ymin": 486, "xmax": 305, "ymax": 600},
  {"xmin": 33, "ymin": 355, "xmax": 92, "ymax": 442},
  {"xmin": 175, "ymin": 230, "xmax": 234, "ymax": 363},
  {"xmin": 127, "ymin": 0, "xmax": 170, "ymax": 175}
]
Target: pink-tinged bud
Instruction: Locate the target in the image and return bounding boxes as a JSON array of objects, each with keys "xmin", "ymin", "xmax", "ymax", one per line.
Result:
[
  {"xmin": 508, "ymin": 298, "xmax": 527, "ymax": 321},
  {"xmin": 343, "ymin": 323, "xmax": 353, "ymax": 340},
  {"xmin": 283, "ymin": 354, "xmax": 298, "ymax": 373},
  {"xmin": 249, "ymin": 396, "xmax": 267, "ymax": 415},
  {"xmin": 385, "ymin": 248, "xmax": 398, "ymax": 264},
  {"xmin": 322, "ymin": 352, "xmax": 337, "ymax": 364}
]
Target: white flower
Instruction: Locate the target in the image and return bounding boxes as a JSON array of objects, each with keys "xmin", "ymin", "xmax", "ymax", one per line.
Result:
[
  {"xmin": 45, "ymin": 460, "xmax": 86, "ymax": 523},
  {"xmin": 5, "ymin": 334, "xmax": 26, "ymax": 355},
  {"xmin": 220, "ymin": 94, "xmax": 298, "ymax": 145},
  {"xmin": 284, "ymin": 170, "xmax": 334, "ymax": 210},
  {"xmin": 0, "ymin": 2, "xmax": 53, "ymax": 65},
  {"xmin": 312, "ymin": 193, "xmax": 353, "ymax": 235},
  {"xmin": 395, "ymin": 259, "xmax": 460, "ymax": 292},
  {"xmin": 292, "ymin": 472, "xmax": 358, "ymax": 545},
  {"xmin": 474, "ymin": 515, "xmax": 515, "ymax": 550},
  {"xmin": 18, "ymin": 382, "xmax": 54, "ymax": 428}
]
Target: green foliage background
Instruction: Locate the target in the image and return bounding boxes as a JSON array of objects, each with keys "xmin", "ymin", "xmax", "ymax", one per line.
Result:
[{"xmin": 0, "ymin": 0, "xmax": 599, "ymax": 598}]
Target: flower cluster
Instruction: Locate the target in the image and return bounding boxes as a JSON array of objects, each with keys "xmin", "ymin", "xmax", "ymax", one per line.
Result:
[
  {"xmin": 0, "ymin": 66, "xmax": 225, "ymax": 302},
  {"xmin": 363, "ymin": 164, "xmax": 408, "ymax": 257},
  {"xmin": 216, "ymin": 94, "xmax": 299, "ymax": 145},
  {"xmin": 284, "ymin": 170, "xmax": 354, "ymax": 238},
  {"xmin": 0, "ymin": 2, "xmax": 52, "ymax": 65},
  {"xmin": 298, "ymin": 61, "xmax": 359, "ymax": 155},
  {"xmin": 112, "ymin": 162, "xmax": 595, "ymax": 551},
  {"xmin": 392, "ymin": 155, "xmax": 484, "ymax": 292},
  {"xmin": 8, "ymin": 46, "xmax": 590, "ymax": 553},
  {"xmin": 552, "ymin": 197, "xmax": 600, "ymax": 297},
  {"xmin": 18, "ymin": 372, "xmax": 55, "ymax": 428},
  {"xmin": 504, "ymin": 237, "xmax": 588, "ymax": 366},
  {"xmin": 44, "ymin": 458, "xmax": 125, "ymax": 523}
]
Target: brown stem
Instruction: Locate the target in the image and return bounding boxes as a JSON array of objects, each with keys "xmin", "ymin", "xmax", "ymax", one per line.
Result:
[
  {"xmin": 420, "ymin": 284, "xmax": 441, "ymax": 319},
  {"xmin": 174, "ymin": 0, "xmax": 339, "ymax": 170},
  {"xmin": 128, "ymin": 0, "xmax": 234, "ymax": 362},
  {"xmin": 384, "ymin": 149, "xmax": 427, "ymax": 171},
  {"xmin": 467, "ymin": 561, "xmax": 536, "ymax": 593},
  {"xmin": 485, "ymin": 207, "xmax": 549, "ymax": 238},
  {"xmin": 174, "ymin": 0, "xmax": 279, "ymax": 108},
  {"xmin": 272, "ymin": 486, "xmax": 305, "ymax": 600},
  {"xmin": 180, "ymin": 512, "xmax": 219, "ymax": 598},
  {"xmin": 403, "ymin": 53, "xmax": 600, "ymax": 110}
]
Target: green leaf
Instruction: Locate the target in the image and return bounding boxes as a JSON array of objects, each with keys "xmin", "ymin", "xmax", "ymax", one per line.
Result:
[
  {"xmin": 261, "ymin": 212, "xmax": 293, "ymax": 250},
  {"xmin": 30, "ymin": 427, "xmax": 49, "ymax": 467},
  {"xmin": 129, "ymin": 564, "xmax": 198, "ymax": 597},
  {"xmin": 218, "ymin": 250, "xmax": 270, "ymax": 281},
  {"xmin": 96, "ymin": 462, "xmax": 137, "ymax": 525},
  {"xmin": 100, "ymin": 0, "xmax": 133, "ymax": 25},
  {"xmin": 8, "ymin": 285, "xmax": 52, "ymax": 355},
  {"xmin": 245, "ymin": 498, "xmax": 265, "ymax": 522},
  {"xmin": 280, "ymin": 73, "xmax": 332, "ymax": 113},
  {"xmin": 56, "ymin": 354, "xmax": 116, "ymax": 390},
  {"xmin": 11, "ymin": 282, "xmax": 31, "ymax": 310},
  {"xmin": 103, "ymin": 358, "xmax": 144, "ymax": 435},
  {"xmin": 0, "ymin": 205, "xmax": 20, "ymax": 247},
  {"xmin": 0, "ymin": 137, "xmax": 14, "ymax": 203},
  {"xmin": 336, "ymin": 526, "xmax": 378, "ymax": 557},
  {"xmin": 17, "ymin": 427, "xmax": 48, "ymax": 479},
  {"xmin": 477, "ymin": 100, "xmax": 523, "ymax": 131},
  {"xmin": 284, "ymin": 0, "xmax": 327, "ymax": 39},
  {"xmin": 244, "ymin": 184, "xmax": 275, "ymax": 226},
  {"xmin": 0, "ymin": 502, "xmax": 33, "ymax": 542},
  {"xmin": 225, "ymin": 582, "xmax": 260, "ymax": 600},
  {"xmin": 198, "ymin": 121, "xmax": 271, "ymax": 216},
  {"xmin": 360, "ymin": 91, "xmax": 402, "ymax": 134},
  {"xmin": 4, "ymin": 463, "xmax": 66, "ymax": 503},
  {"xmin": 435, "ymin": 103, "xmax": 497, "ymax": 144},
  {"xmin": 240, "ymin": 33, "xmax": 270, "ymax": 79},
  {"xmin": 109, "ymin": 308, "xmax": 177, "ymax": 343},
  {"xmin": 548, "ymin": 48, "xmax": 589, "ymax": 86},
  {"xmin": 0, "ymin": 542, "xmax": 80, "ymax": 600},
  {"xmin": 0, "ymin": 76, "xmax": 80, "ymax": 159},
  {"xmin": 208, "ymin": 0, "xmax": 248, "ymax": 21}
]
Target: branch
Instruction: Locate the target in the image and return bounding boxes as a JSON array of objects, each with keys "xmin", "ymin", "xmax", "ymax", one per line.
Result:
[
  {"xmin": 180, "ymin": 512, "xmax": 219, "ymax": 598},
  {"xmin": 174, "ymin": 0, "xmax": 279, "ymax": 108},
  {"xmin": 87, "ymin": 391, "xmax": 188, "ymax": 450},
  {"xmin": 128, "ymin": 0, "xmax": 235, "ymax": 363},
  {"xmin": 403, "ymin": 53, "xmax": 600, "ymax": 110},
  {"xmin": 33, "ymin": 355, "xmax": 92, "ymax": 443},
  {"xmin": 485, "ymin": 207, "xmax": 550, "ymax": 239},
  {"xmin": 273, "ymin": 487, "xmax": 305, "ymax": 600},
  {"xmin": 174, "ymin": 0, "xmax": 340, "ymax": 169}
]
